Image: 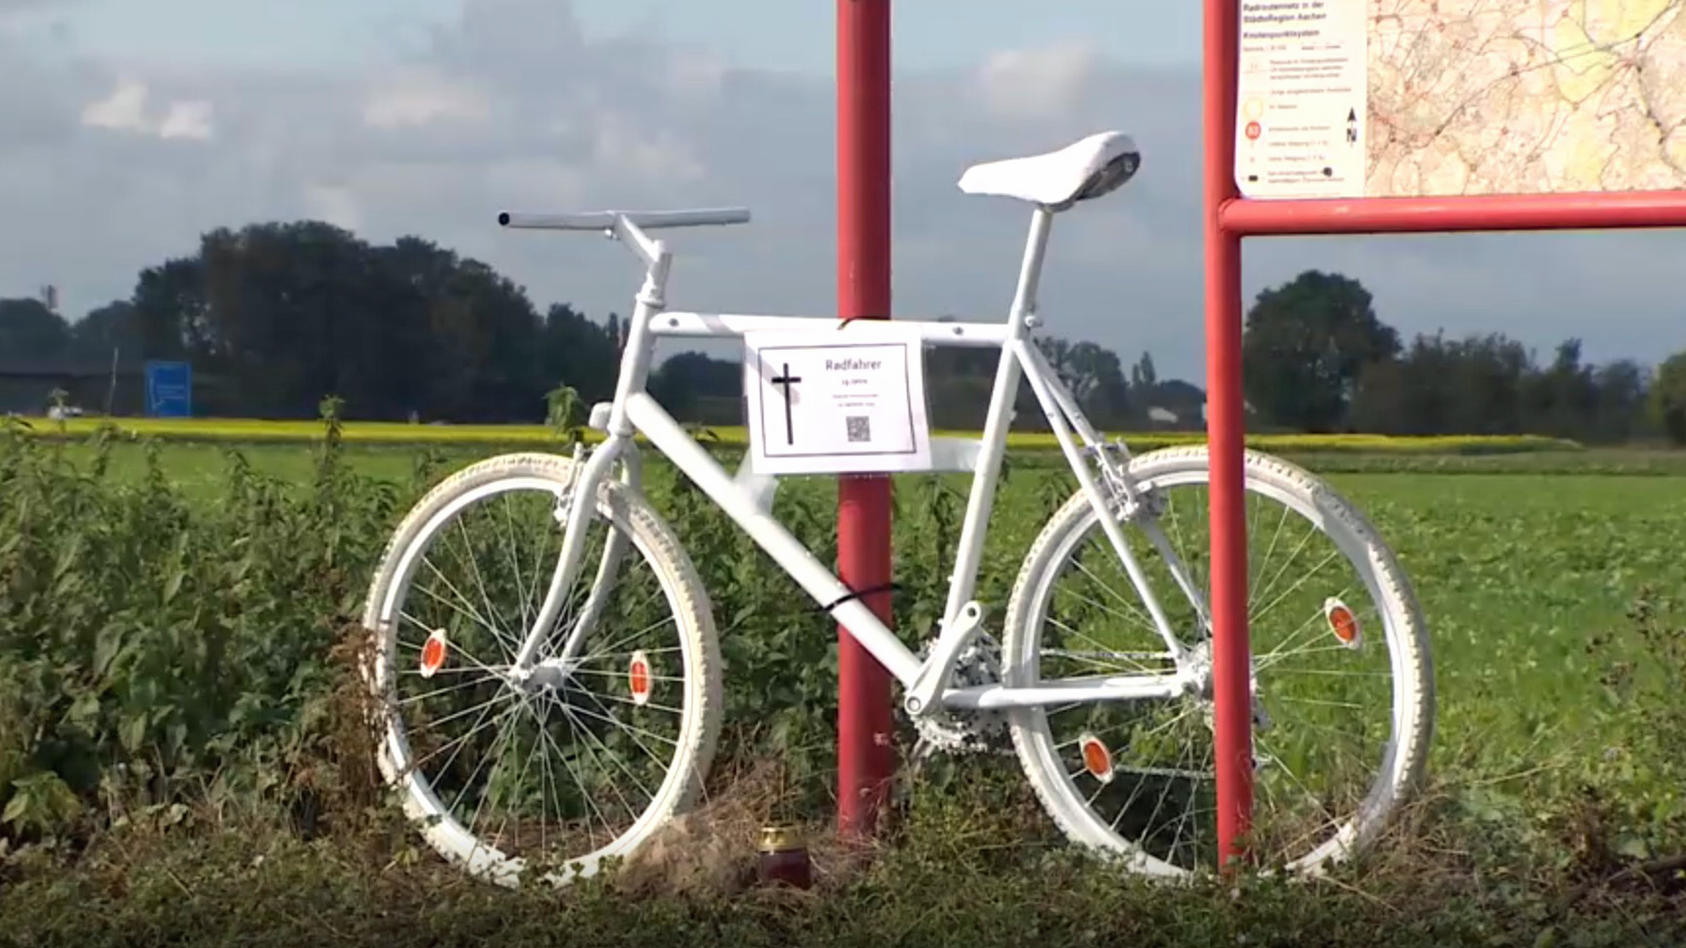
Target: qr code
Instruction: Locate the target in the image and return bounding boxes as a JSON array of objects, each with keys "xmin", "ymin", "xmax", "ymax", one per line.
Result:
[{"xmin": 845, "ymin": 415, "xmax": 871, "ymax": 443}]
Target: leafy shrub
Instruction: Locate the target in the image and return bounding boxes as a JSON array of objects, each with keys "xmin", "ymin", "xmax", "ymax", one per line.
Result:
[
  {"xmin": 0, "ymin": 410, "xmax": 404, "ymax": 842},
  {"xmin": 0, "ymin": 410, "xmax": 1007, "ymax": 840}
]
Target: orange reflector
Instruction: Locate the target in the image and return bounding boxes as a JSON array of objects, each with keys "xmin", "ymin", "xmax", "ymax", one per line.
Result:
[
  {"xmin": 628, "ymin": 649, "xmax": 652, "ymax": 706},
  {"xmin": 1078, "ymin": 732, "xmax": 1114, "ymax": 784},
  {"xmin": 419, "ymin": 629, "xmax": 448, "ymax": 678},
  {"xmin": 1323, "ymin": 597, "xmax": 1362, "ymax": 649}
]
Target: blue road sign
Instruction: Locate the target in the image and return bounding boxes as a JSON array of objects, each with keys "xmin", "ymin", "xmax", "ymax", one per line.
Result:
[{"xmin": 144, "ymin": 361, "xmax": 192, "ymax": 418}]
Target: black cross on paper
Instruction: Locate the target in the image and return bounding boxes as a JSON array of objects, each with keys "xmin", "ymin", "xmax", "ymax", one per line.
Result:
[{"xmin": 770, "ymin": 362, "xmax": 802, "ymax": 445}]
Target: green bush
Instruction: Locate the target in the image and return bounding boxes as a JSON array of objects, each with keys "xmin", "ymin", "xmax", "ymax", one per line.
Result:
[
  {"xmin": 0, "ymin": 414, "xmax": 402, "ymax": 841},
  {"xmin": 0, "ymin": 413, "xmax": 1038, "ymax": 841}
]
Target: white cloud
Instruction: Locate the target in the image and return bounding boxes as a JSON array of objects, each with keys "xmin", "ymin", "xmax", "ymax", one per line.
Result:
[
  {"xmin": 977, "ymin": 41, "xmax": 1100, "ymax": 120},
  {"xmin": 80, "ymin": 77, "xmax": 148, "ymax": 132},
  {"xmin": 661, "ymin": 49, "xmax": 728, "ymax": 103},
  {"xmin": 363, "ymin": 70, "xmax": 491, "ymax": 130},
  {"xmin": 80, "ymin": 78, "xmax": 213, "ymax": 140},
  {"xmin": 158, "ymin": 100, "xmax": 213, "ymax": 140},
  {"xmin": 591, "ymin": 115, "xmax": 705, "ymax": 184}
]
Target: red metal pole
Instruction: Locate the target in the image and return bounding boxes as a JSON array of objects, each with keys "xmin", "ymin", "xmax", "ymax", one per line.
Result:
[
  {"xmin": 835, "ymin": 0, "xmax": 895, "ymax": 838},
  {"xmin": 1221, "ymin": 189, "xmax": 1686, "ymax": 235},
  {"xmin": 1203, "ymin": 0, "xmax": 1253, "ymax": 870}
]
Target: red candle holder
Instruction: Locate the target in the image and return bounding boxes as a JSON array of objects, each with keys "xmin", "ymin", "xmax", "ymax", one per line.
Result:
[{"xmin": 756, "ymin": 824, "xmax": 812, "ymax": 889}]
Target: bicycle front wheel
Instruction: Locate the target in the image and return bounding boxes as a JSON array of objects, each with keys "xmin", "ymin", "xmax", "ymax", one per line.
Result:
[
  {"xmin": 1002, "ymin": 446, "xmax": 1432, "ymax": 877},
  {"xmin": 360, "ymin": 452, "xmax": 722, "ymax": 887}
]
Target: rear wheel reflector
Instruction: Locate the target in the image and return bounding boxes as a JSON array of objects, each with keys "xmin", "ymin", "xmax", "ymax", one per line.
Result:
[
  {"xmin": 1324, "ymin": 597, "xmax": 1362, "ymax": 649},
  {"xmin": 419, "ymin": 629, "xmax": 448, "ymax": 678},
  {"xmin": 1078, "ymin": 731, "xmax": 1114, "ymax": 783},
  {"xmin": 628, "ymin": 649, "xmax": 652, "ymax": 706}
]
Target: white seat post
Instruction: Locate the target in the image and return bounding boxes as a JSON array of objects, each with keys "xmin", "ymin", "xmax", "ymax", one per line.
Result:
[{"xmin": 936, "ymin": 204, "xmax": 1056, "ymax": 629}]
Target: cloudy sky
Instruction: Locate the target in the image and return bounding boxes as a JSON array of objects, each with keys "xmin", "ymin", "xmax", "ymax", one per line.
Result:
[{"xmin": 2, "ymin": 0, "xmax": 1681, "ymax": 384}]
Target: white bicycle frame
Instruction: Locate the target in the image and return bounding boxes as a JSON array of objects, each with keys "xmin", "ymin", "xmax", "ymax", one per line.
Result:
[{"xmin": 496, "ymin": 205, "xmax": 1211, "ymax": 717}]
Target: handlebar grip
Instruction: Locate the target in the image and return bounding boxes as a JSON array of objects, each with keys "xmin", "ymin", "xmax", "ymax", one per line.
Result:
[{"xmin": 498, "ymin": 211, "xmax": 617, "ymax": 230}]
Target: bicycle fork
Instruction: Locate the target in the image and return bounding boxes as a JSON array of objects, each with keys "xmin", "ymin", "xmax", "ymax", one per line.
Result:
[
  {"xmin": 511, "ymin": 230, "xmax": 673, "ymax": 678},
  {"xmin": 507, "ymin": 437, "xmax": 629, "ymax": 676}
]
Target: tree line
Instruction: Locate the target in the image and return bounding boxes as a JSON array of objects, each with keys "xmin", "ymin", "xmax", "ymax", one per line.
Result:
[
  {"xmin": 2, "ymin": 221, "xmax": 1683, "ymax": 443},
  {"xmin": 0, "ymin": 220, "xmax": 1196, "ymax": 430},
  {"xmin": 1239, "ymin": 270, "xmax": 1686, "ymax": 444}
]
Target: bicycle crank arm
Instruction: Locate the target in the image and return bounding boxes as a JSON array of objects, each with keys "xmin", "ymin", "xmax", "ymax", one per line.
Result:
[
  {"xmin": 941, "ymin": 673, "xmax": 1191, "ymax": 710},
  {"xmin": 903, "ymin": 601, "xmax": 985, "ymax": 716}
]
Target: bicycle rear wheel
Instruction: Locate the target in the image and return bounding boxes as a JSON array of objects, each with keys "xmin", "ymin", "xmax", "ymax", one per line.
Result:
[
  {"xmin": 359, "ymin": 452, "xmax": 721, "ymax": 887},
  {"xmin": 1002, "ymin": 446, "xmax": 1432, "ymax": 877}
]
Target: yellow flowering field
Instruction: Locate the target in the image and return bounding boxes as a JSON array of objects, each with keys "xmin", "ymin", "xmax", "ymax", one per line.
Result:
[{"xmin": 7, "ymin": 415, "xmax": 1582, "ymax": 455}]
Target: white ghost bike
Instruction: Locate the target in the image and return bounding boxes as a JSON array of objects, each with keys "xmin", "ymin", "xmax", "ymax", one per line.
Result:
[{"xmin": 359, "ymin": 131, "xmax": 1434, "ymax": 887}]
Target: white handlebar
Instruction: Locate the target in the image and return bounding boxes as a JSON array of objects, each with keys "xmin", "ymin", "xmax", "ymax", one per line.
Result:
[{"xmin": 497, "ymin": 207, "xmax": 751, "ymax": 231}]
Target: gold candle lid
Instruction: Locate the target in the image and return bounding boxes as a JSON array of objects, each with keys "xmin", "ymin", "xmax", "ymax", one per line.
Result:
[{"xmin": 757, "ymin": 824, "xmax": 804, "ymax": 852}]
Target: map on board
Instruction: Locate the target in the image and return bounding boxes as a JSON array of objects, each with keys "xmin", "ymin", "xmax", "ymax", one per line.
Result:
[{"xmin": 1235, "ymin": 0, "xmax": 1686, "ymax": 198}]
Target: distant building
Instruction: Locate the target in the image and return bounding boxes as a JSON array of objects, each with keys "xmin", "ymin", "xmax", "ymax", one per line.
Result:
[
  {"xmin": 1143, "ymin": 379, "xmax": 1208, "ymax": 429},
  {"xmin": 0, "ymin": 359, "xmax": 146, "ymax": 416}
]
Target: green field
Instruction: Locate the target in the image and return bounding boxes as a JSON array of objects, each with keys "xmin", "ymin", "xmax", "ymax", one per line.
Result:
[{"xmin": 4, "ymin": 427, "xmax": 1686, "ymax": 944}]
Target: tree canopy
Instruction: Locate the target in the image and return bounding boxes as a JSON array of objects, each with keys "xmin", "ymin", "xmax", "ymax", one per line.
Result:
[
  {"xmin": 1651, "ymin": 351, "xmax": 1686, "ymax": 446},
  {"xmin": 1241, "ymin": 270, "xmax": 1400, "ymax": 433}
]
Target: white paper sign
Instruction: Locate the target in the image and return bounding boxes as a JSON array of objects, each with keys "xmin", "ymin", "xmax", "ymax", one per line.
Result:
[
  {"xmin": 742, "ymin": 325, "xmax": 932, "ymax": 475},
  {"xmin": 1234, "ymin": 0, "xmax": 1367, "ymax": 199}
]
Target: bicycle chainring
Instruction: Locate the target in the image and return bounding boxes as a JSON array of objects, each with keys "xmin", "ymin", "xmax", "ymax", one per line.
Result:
[{"xmin": 907, "ymin": 633, "xmax": 1013, "ymax": 758}]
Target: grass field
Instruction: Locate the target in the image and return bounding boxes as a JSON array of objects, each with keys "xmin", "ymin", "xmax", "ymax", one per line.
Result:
[{"xmin": 4, "ymin": 426, "xmax": 1686, "ymax": 944}]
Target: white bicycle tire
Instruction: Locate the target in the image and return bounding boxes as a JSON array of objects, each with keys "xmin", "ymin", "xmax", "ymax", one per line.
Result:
[
  {"xmin": 358, "ymin": 452, "xmax": 722, "ymax": 887},
  {"xmin": 1002, "ymin": 445, "xmax": 1433, "ymax": 877}
]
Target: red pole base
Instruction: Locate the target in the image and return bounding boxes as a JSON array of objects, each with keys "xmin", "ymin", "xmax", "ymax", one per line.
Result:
[{"xmin": 836, "ymin": 474, "xmax": 895, "ymax": 837}]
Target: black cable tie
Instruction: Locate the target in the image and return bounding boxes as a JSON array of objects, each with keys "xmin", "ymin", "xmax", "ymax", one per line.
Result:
[{"xmin": 820, "ymin": 581, "xmax": 902, "ymax": 613}]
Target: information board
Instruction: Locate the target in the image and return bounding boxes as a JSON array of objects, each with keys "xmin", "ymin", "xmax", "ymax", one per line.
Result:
[
  {"xmin": 742, "ymin": 324, "xmax": 932, "ymax": 476},
  {"xmin": 1236, "ymin": 0, "xmax": 1686, "ymax": 199},
  {"xmin": 144, "ymin": 360, "xmax": 192, "ymax": 418}
]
